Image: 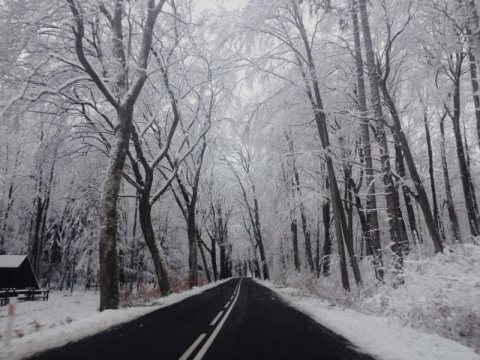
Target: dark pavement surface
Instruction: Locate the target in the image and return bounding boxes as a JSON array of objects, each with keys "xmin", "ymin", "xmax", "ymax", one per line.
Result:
[{"xmin": 29, "ymin": 278, "xmax": 376, "ymax": 360}]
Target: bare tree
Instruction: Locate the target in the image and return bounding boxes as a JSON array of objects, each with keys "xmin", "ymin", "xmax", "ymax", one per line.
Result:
[{"xmin": 67, "ymin": 0, "xmax": 167, "ymax": 310}]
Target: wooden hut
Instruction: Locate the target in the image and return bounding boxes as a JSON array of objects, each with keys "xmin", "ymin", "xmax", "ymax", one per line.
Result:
[{"xmin": 0, "ymin": 255, "xmax": 40, "ymax": 290}]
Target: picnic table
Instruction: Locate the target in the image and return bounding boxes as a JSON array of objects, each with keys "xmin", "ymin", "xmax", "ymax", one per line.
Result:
[{"xmin": 0, "ymin": 288, "xmax": 49, "ymax": 305}]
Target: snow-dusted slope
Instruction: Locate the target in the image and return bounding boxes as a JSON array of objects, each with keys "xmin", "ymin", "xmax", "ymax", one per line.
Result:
[{"xmin": 258, "ymin": 279, "xmax": 480, "ymax": 360}]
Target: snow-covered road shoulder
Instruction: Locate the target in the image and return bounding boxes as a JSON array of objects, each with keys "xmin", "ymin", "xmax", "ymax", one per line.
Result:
[
  {"xmin": 0, "ymin": 279, "xmax": 230, "ymax": 360},
  {"xmin": 256, "ymin": 279, "xmax": 480, "ymax": 360}
]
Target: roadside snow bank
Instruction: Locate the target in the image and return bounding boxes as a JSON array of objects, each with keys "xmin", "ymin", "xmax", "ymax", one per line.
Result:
[
  {"xmin": 0, "ymin": 279, "xmax": 229, "ymax": 360},
  {"xmin": 257, "ymin": 279, "xmax": 480, "ymax": 360},
  {"xmin": 278, "ymin": 243, "xmax": 480, "ymax": 355}
]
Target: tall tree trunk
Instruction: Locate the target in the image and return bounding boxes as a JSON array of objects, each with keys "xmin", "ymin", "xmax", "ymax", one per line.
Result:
[
  {"xmin": 253, "ymin": 194, "xmax": 269, "ymax": 280},
  {"xmin": 38, "ymin": 153, "xmax": 57, "ymax": 281},
  {"xmin": 440, "ymin": 114, "xmax": 463, "ymax": 242},
  {"xmin": 466, "ymin": 37, "xmax": 480, "ymax": 149},
  {"xmin": 315, "ymin": 211, "xmax": 321, "ymax": 277},
  {"xmin": 424, "ymin": 112, "xmax": 442, "ymax": 243},
  {"xmin": 291, "ymin": 0, "xmax": 350, "ymax": 290},
  {"xmin": 138, "ymin": 173, "xmax": 171, "ymax": 296},
  {"xmin": 210, "ymin": 234, "xmax": 218, "ymax": 281},
  {"xmin": 219, "ymin": 213, "xmax": 231, "ymax": 280},
  {"xmin": 464, "ymin": 120, "xmax": 480, "ymax": 222},
  {"xmin": 351, "ymin": 0, "xmax": 383, "ymax": 280},
  {"xmin": 286, "ymin": 135, "xmax": 315, "ymax": 272},
  {"xmin": 98, "ymin": 108, "xmax": 132, "ymax": 310},
  {"xmin": 349, "ymin": 177, "xmax": 371, "ymax": 258},
  {"xmin": 187, "ymin": 208, "xmax": 198, "ymax": 287},
  {"xmin": 363, "ymin": 0, "xmax": 445, "ymax": 255},
  {"xmin": 342, "ymin": 154, "xmax": 363, "ymax": 286},
  {"xmin": 219, "ymin": 241, "xmax": 227, "ymax": 279},
  {"xmin": 284, "ymin": 156, "xmax": 301, "ymax": 272},
  {"xmin": 393, "ymin": 140, "xmax": 413, "ymax": 252},
  {"xmin": 449, "ymin": 52, "xmax": 480, "ymax": 239},
  {"xmin": 291, "ymin": 217, "xmax": 300, "ymax": 271},
  {"xmin": 130, "ymin": 129, "xmax": 172, "ymax": 295},
  {"xmin": 465, "ymin": 0, "xmax": 480, "ymax": 148},
  {"xmin": 358, "ymin": 0, "xmax": 406, "ymax": 279},
  {"xmin": 379, "ymin": 80, "xmax": 443, "ymax": 253},
  {"xmin": 130, "ymin": 195, "xmax": 139, "ymax": 292},
  {"xmin": 322, "ymin": 198, "xmax": 331, "ymax": 276},
  {"xmin": 68, "ymin": 0, "xmax": 167, "ymax": 311},
  {"xmin": 198, "ymin": 231, "xmax": 211, "ymax": 283},
  {"xmin": 31, "ymin": 161, "xmax": 45, "ymax": 277}
]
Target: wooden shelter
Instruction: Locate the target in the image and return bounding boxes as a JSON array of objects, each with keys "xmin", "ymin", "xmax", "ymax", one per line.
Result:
[{"xmin": 0, "ymin": 255, "xmax": 40, "ymax": 290}]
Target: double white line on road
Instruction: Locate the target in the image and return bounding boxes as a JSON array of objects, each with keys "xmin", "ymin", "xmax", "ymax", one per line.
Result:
[{"xmin": 179, "ymin": 280, "xmax": 242, "ymax": 360}]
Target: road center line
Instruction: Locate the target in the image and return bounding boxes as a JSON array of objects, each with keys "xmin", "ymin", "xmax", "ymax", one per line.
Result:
[
  {"xmin": 179, "ymin": 333, "xmax": 206, "ymax": 360},
  {"xmin": 193, "ymin": 280, "xmax": 242, "ymax": 360},
  {"xmin": 224, "ymin": 301, "xmax": 231, "ymax": 309},
  {"xmin": 210, "ymin": 311, "xmax": 223, "ymax": 326}
]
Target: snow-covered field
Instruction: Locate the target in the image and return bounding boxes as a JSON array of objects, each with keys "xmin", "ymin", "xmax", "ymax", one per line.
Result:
[
  {"xmin": 259, "ymin": 279, "xmax": 480, "ymax": 360},
  {"xmin": 0, "ymin": 280, "xmax": 229, "ymax": 360}
]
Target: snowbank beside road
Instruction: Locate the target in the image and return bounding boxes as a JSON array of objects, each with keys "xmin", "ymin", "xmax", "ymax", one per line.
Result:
[
  {"xmin": 0, "ymin": 279, "xmax": 229, "ymax": 360},
  {"xmin": 258, "ymin": 279, "xmax": 480, "ymax": 360}
]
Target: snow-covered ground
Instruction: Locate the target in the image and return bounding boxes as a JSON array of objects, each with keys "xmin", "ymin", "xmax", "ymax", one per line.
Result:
[
  {"xmin": 0, "ymin": 280, "xmax": 229, "ymax": 360},
  {"xmin": 2, "ymin": 274, "xmax": 479, "ymax": 360},
  {"xmin": 258, "ymin": 279, "xmax": 480, "ymax": 360}
]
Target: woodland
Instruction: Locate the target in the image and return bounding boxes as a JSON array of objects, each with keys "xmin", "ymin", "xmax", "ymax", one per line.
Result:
[{"xmin": 0, "ymin": 0, "xmax": 479, "ymax": 352}]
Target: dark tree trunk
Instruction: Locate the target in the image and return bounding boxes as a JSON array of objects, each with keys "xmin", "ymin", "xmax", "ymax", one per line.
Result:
[
  {"xmin": 358, "ymin": 0, "xmax": 406, "ymax": 281},
  {"xmin": 198, "ymin": 232, "xmax": 211, "ymax": 283},
  {"xmin": 351, "ymin": 0, "xmax": 383, "ymax": 280},
  {"xmin": 219, "ymin": 242, "xmax": 227, "ymax": 279},
  {"xmin": 467, "ymin": 40, "xmax": 480, "ymax": 149},
  {"xmin": 380, "ymin": 87, "xmax": 443, "ymax": 254},
  {"xmin": 31, "ymin": 158, "xmax": 45, "ymax": 277},
  {"xmin": 98, "ymin": 108, "xmax": 132, "ymax": 310},
  {"xmin": 440, "ymin": 115, "xmax": 463, "ymax": 242},
  {"xmin": 219, "ymin": 237, "xmax": 232, "ymax": 280},
  {"xmin": 290, "ymin": 1, "xmax": 350, "ymax": 290},
  {"xmin": 68, "ymin": 0, "xmax": 167, "ymax": 311},
  {"xmin": 465, "ymin": 0, "xmax": 480, "ymax": 148},
  {"xmin": 349, "ymin": 177, "xmax": 371, "ymax": 258},
  {"xmin": 253, "ymin": 257, "xmax": 261, "ymax": 279},
  {"xmin": 342, "ymin": 161, "xmax": 363, "ymax": 286},
  {"xmin": 187, "ymin": 208, "xmax": 198, "ymax": 287},
  {"xmin": 210, "ymin": 234, "xmax": 218, "ymax": 281},
  {"xmin": 299, "ymin": 208, "xmax": 314, "ymax": 272},
  {"xmin": 449, "ymin": 52, "xmax": 480, "ymax": 238},
  {"xmin": 315, "ymin": 212, "xmax": 321, "ymax": 277},
  {"xmin": 464, "ymin": 121, "xmax": 479, "ymax": 223},
  {"xmin": 291, "ymin": 217, "xmax": 300, "ymax": 271},
  {"xmin": 253, "ymin": 195, "xmax": 269, "ymax": 280},
  {"xmin": 393, "ymin": 140, "xmax": 413, "ymax": 252},
  {"xmin": 369, "ymin": 0, "xmax": 444, "ymax": 255},
  {"xmin": 38, "ymin": 154, "xmax": 57, "ymax": 281},
  {"xmin": 424, "ymin": 112, "xmax": 442, "ymax": 243},
  {"xmin": 138, "ymin": 174, "xmax": 171, "ymax": 295},
  {"xmin": 286, "ymin": 135, "xmax": 314, "ymax": 272},
  {"xmin": 322, "ymin": 199, "xmax": 331, "ymax": 276}
]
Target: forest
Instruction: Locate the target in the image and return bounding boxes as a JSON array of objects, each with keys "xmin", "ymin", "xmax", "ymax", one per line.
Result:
[{"xmin": 0, "ymin": 0, "xmax": 479, "ymax": 352}]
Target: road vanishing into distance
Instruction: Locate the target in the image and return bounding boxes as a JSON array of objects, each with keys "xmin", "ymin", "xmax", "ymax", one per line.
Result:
[{"xmin": 30, "ymin": 278, "xmax": 375, "ymax": 360}]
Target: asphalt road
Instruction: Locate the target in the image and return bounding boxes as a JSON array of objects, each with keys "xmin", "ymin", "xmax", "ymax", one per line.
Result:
[{"xmin": 30, "ymin": 278, "xmax": 375, "ymax": 360}]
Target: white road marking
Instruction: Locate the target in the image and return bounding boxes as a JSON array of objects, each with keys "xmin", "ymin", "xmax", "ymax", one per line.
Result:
[
  {"xmin": 193, "ymin": 280, "xmax": 242, "ymax": 360},
  {"xmin": 224, "ymin": 301, "xmax": 231, "ymax": 309},
  {"xmin": 179, "ymin": 333, "xmax": 207, "ymax": 360},
  {"xmin": 230, "ymin": 295, "xmax": 234, "ymax": 301},
  {"xmin": 210, "ymin": 311, "xmax": 223, "ymax": 326}
]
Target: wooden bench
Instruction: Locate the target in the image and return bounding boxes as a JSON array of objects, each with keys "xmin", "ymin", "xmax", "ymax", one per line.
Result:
[{"xmin": 0, "ymin": 288, "xmax": 49, "ymax": 305}]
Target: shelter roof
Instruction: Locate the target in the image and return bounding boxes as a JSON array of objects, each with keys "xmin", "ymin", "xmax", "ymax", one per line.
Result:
[{"xmin": 0, "ymin": 255, "xmax": 28, "ymax": 268}]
